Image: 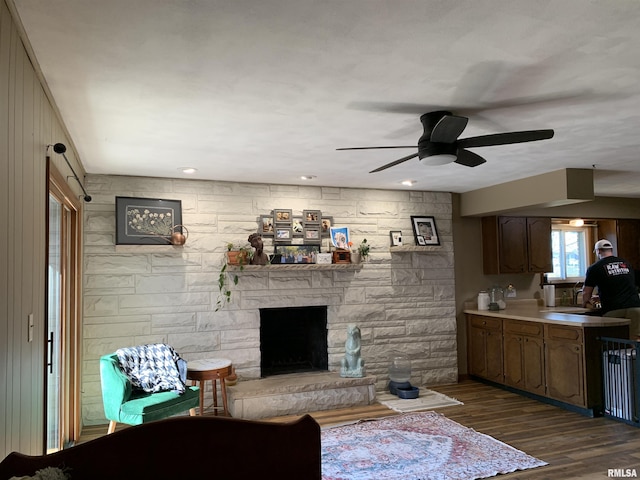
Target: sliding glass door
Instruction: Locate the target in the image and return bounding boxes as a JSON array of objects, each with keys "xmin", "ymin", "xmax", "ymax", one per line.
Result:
[{"xmin": 46, "ymin": 162, "xmax": 81, "ymax": 452}]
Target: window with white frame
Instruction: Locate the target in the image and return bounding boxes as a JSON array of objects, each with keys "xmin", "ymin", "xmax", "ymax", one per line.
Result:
[{"xmin": 548, "ymin": 225, "xmax": 589, "ymax": 281}]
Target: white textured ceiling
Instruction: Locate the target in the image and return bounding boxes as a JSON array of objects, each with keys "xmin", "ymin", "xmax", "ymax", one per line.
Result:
[{"xmin": 11, "ymin": 0, "xmax": 640, "ymax": 196}]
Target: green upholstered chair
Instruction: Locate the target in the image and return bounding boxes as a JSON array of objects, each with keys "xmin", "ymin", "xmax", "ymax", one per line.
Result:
[{"xmin": 100, "ymin": 353, "xmax": 200, "ymax": 434}]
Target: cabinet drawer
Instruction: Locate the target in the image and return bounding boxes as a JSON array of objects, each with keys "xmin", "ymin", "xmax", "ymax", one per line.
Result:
[
  {"xmin": 545, "ymin": 324, "xmax": 583, "ymax": 343},
  {"xmin": 504, "ymin": 319, "xmax": 542, "ymax": 337},
  {"xmin": 469, "ymin": 315, "xmax": 502, "ymax": 331}
]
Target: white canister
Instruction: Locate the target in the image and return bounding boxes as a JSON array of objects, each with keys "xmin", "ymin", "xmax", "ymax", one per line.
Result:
[{"xmin": 477, "ymin": 291, "xmax": 490, "ymax": 310}]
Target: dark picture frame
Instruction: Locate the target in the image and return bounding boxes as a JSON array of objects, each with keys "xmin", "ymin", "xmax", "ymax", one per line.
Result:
[
  {"xmin": 116, "ymin": 196, "xmax": 183, "ymax": 245},
  {"xmin": 410, "ymin": 216, "xmax": 440, "ymax": 246},
  {"xmin": 272, "ymin": 244, "xmax": 321, "ymax": 264}
]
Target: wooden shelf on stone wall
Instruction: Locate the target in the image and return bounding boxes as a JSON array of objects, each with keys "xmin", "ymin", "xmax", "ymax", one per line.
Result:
[
  {"xmin": 389, "ymin": 246, "xmax": 443, "ymax": 252},
  {"xmin": 226, "ymin": 263, "xmax": 363, "ymax": 271}
]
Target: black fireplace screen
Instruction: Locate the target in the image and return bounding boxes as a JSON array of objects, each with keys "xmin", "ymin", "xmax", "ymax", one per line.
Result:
[{"xmin": 260, "ymin": 306, "xmax": 328, "ymax": 377}]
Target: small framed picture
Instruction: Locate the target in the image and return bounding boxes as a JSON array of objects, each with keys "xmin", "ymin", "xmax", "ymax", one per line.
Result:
[
  {"xmin": 292, "ymin": 217, "xmax": 304, "ymax": 236},
  {"xmin": 304, "ymin": 227, "xmax": 321, "ymax": 243},
  {"xmin": 410, "ymin": 216, "xmax": 440, "ymax": 246},
  {"xmin": 275, "ymin": 228, "xmax": 292, "ymax": 242},
  {"xmin": 390, "ymin": 230, "xmax": 403, "ymax": 246},
  {"xmin": 274, "ymin": 209, "xmax": 292, "ymax": 224},
  {"xmin": 303, "ymin": 209, "xmax": 321, "ymax": 223},
  {"xmin": 321, "ymin": 216, "xmax": 333, "ymax": 237},
  {"xmin": 259, "ymin": 215, "xmax": 274, "ymax": 236}
]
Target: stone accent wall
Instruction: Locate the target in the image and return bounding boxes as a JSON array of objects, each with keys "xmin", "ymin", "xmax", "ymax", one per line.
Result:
[{"xmin": 81, "ymin": 174, "xmax": 457, "ymax": 425}]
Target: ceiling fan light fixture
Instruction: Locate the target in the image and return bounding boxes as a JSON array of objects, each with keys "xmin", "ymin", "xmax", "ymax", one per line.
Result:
[{"xmin": 419, "ymin": 154, "xmax": 457, "ymax": 166}]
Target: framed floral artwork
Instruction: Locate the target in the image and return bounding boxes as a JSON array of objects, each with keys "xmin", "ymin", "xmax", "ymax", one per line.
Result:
[{"xmin": 116, "ymin": 196, "xmax": 183, "ymax": 245}]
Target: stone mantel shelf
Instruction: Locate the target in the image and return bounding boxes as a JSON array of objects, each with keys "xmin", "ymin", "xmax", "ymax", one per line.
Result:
[
  {"xmin": 389, "ymin": 246, "xmax": 442, "ymax": 252},
  {"xmin": 227, "ymin": 263, "xmax": 363, "ymax": 271}
]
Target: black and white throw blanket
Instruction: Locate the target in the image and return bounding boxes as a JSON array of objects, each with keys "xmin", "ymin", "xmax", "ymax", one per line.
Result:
[{"xmin": 116, "ymin": 344, "xmax": 187, "ymax": 394}]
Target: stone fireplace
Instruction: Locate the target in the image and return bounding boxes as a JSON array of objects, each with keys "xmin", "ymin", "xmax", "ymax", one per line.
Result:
[
  {"xmin": 81, "ymin": 174, "xmax": 458, "ymax": 425},
  {"xmin": 260, "ymin": 306, "xmax": 328, "ymax": 377}
]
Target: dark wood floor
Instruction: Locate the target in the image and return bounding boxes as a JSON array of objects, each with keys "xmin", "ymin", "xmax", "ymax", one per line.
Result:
[{"xmin": 81, "ymin": 379, "xmax": 640, "ymax": 479}]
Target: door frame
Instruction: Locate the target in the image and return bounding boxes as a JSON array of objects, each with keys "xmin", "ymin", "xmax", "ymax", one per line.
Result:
[{"xmin": 45, "ymin": 159, "xmax": 83, "ymax": 450}]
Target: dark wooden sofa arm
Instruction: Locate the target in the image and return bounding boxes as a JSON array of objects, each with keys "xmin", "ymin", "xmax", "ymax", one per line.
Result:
[{"xmin": 0, "ymin": 414, "xmax": 321, "ymax": 480}]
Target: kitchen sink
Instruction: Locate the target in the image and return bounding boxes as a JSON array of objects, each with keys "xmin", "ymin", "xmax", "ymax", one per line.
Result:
[{"xmin": 539, "ymin": 305, "xmax": 590, "ymax": 314}]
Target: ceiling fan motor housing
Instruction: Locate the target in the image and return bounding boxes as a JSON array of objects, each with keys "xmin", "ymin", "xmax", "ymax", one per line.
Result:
[{"xmin": 418, "ymin": 111, "xmax": 458, "ymax": 164}]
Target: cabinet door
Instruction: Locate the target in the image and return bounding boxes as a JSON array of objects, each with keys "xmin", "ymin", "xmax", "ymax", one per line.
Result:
[
  {"xmin": 499, "ymin": 217, "xmax": 528, "ymax": 273},
  {"xmin": 503, "ymin": 333, "xmax": 524, "ymax": 388},
  {"xmin": 527, "ymin": 217, "xmax": 553, "ymax": 272},
  {"xmin": 504, "ymin": 333, "xmax": 545, "ymax": 395},
  {"xmin": 468, "ymin": 316, "xmax": 503, "ymax": 382},
  {"xmin": 617, "ymin": 219, "xmax": 640, "ymax": 269},
  {"xmin": 545, "ymin": 340, "xmax": 585, "ymax": 407},
  {"xmin": 485, "ymin": 329, "xmax": 504, "ymax": 383},
  {"xmin": 522, "ymin": 335, "xmax": 545, "ymax": 395}
]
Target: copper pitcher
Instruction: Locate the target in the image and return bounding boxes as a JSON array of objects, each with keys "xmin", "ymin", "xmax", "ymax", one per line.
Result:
[{"xmin": 170, "ymin": 225, "xmax": 189, "ymax": 245}]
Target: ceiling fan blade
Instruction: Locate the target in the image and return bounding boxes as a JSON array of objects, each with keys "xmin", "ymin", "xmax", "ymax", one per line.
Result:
[
  {"xmin": 430, "ymin": 115, "xmax": 469, "ymax": 143},
  {"xmin": 369, "ymin": 152, "xmax": 419, "ymax": 173},
  {"xmin": 457, "ymin": 129, "xmax": 554, "ymax": 148},
  {"xmin": 336, "ymin": 146, "xmax": 414, "ymax": 151},
  {"xmin": 455, "ymin": 149, "xmax": 486, "ymax": 167}
]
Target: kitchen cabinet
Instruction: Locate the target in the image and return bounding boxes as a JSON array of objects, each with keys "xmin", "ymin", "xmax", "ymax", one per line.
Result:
[
  {"xmin": 503, "ymin": 320, "xmax": 545, "ymax": 396},
  {"xmin": 466, "ymin": 312, "xmax": 628, "ymax": 415},
  {"xmin": 481, "ymin": 216, "xmax": 552, "ymax": 274},
  {"xmin": 467, "ymin": 315, "xmax": 503, "ymax": 383},
  {"xmin": 544, "ymin": 324, "xmax": 585, "ymax": 407},
  {"xmin": 615, "ymin": 219, "xmax": 640, "ymax": 269},
  {"xmin": 596, "ymin": 219, "xmax": 640, "ymax": 269}
]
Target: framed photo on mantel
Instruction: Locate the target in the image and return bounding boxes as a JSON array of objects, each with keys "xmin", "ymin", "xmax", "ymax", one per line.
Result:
[{"xmin": 410, "ymin": 216, "xmax": 440, "ymax": 246}]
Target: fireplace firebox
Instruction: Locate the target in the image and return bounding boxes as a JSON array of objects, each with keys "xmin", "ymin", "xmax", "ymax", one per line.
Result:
[{"xmin": 260, "ymin": 306, "xmax": 328, "ymax": 377}]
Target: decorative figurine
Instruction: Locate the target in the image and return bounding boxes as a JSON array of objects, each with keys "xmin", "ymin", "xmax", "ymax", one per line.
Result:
[
  {"xmin": 340, "ymin": 324, "xmax": 365, "ymax": 378},
  {"xmin": 248, "ymin": 233, "xmax": 269, "ymax": 265}
]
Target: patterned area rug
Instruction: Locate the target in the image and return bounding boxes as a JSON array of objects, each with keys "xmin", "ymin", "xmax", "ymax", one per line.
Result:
[
  {"xmin": 377, "ymin": 388, "xmax": 463, "ymax": 413},
  {"xmin": 321, "ymin": 412, "xmax": 547, "ymax": 480}
]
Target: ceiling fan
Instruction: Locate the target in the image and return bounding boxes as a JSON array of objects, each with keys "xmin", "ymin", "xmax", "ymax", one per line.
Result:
[{"xmin": 337, "ymin": 111, "xmax": 554, "ymax": 173}]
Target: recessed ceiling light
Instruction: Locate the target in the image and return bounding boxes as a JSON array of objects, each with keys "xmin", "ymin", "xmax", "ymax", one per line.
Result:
[
  {"xmin": 300, "ymin": 175, "xmax": 316, "ymax": 180},
  {"xmin": 179, "ymin": 167, "xmax": 197, "ymax": 174},
  {"xmin": 401, "ymin": 180, "xmax": 416, "ymax": 186}
]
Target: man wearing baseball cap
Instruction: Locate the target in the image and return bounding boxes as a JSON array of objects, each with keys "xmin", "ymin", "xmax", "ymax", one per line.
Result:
[{"xmin": 582, "ymin": 239, "xmax": 640, "ymax": 338}]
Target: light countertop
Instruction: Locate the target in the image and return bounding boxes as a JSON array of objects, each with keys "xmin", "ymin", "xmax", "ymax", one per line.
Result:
[{"xmin": 464, "ymin": 301, "xmax": 630, "ymax": 328}]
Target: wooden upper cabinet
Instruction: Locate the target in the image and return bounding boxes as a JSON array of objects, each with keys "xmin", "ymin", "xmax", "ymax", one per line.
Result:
[
  {"xmin": 616, "ymin": 219, "xmax": 640, "ymax": 269},
  {"xmin": 482, "ymin": 216, "xmax": 552, "ymax": 274},
  {"xmin": 527, "ymin": 217, "xmax": 553, "ymax": 272}
]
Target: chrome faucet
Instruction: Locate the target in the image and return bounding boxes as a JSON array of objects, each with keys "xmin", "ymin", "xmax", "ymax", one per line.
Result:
[{"xmin": 573, "ymin": 281, "xmax": 584, "ymax": 306}]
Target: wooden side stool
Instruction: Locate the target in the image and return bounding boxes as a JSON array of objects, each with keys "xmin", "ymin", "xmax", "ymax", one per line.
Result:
[{"xmin": 186, "ymin": 358, "xmax": 233, "ymax": 416}]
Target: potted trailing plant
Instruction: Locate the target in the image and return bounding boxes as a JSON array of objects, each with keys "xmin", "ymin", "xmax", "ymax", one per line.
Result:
[
  {"xmin": 226, "ymin": 242, "xmax": 252, "ymax": 266},
  {"xmin": 216, "ymin": 242, "xmax": 253, "ymax": 311}
]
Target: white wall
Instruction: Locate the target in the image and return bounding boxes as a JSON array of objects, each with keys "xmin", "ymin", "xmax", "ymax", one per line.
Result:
[{"xmin": 81, "ymin": 175, "xmax": 458, "ymax": 425}]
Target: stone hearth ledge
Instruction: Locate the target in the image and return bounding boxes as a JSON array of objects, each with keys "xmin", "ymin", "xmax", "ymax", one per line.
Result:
[{"xmin": 227, "ymin": 372, "xmax": 377, "ymax": 420}]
